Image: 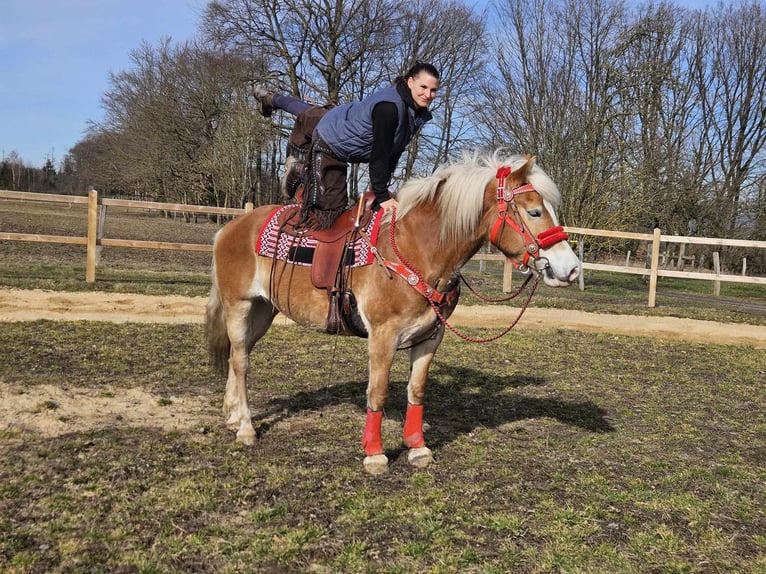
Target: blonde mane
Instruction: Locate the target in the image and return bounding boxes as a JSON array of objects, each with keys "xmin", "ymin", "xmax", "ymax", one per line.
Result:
[{"xmin": 395, "ymin": 151, "xmax": 561, "ymax": 243}]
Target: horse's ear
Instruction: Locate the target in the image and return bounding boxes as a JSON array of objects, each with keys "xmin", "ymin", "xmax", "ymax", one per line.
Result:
[{"xmin": 514, "ymin": 154, "xmax": 536, "ymax": 180}]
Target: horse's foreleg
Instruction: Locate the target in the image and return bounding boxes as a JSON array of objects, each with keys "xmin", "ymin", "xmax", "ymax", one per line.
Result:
[
  {"xmin": 363, "ymin": 333, "xmax": 398, "ymax": 475},
  {"xmin": 403, "ymin": 328, "xmax": 445, "ymax": 468}
]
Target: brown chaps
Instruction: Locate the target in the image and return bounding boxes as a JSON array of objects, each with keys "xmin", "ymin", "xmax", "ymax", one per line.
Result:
[{"xmin": 285, "ymin": 105, "xmax": 348, "ymax": 230}]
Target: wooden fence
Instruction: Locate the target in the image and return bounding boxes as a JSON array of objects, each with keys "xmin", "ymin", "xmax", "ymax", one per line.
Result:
[{"xmin": 2, "ymin": 189, "xmax": 765, "ymax": 307}]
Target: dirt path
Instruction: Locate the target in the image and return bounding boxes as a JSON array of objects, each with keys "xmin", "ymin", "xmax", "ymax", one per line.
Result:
[{"xmin": 1, "ymin": 288, "xmax": 765, "ymax": 348}]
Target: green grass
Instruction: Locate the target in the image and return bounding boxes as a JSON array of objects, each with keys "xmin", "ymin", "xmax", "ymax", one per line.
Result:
[{"xmin": 1, "ymin": 320, "xmax": 765, "ymax": 572}]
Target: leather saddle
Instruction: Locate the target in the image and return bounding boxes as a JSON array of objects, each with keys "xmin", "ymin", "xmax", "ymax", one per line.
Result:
[{"xmin": 275, "ymin": 192, "xmax": 376, "ymax": 334}]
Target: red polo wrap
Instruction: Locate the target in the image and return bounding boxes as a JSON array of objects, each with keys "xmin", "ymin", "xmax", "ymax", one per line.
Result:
[
  {"xmin": 403, "ymin": 403, "xmax": 426, "ymax": 448},
  {"xmin": 362, "ymin": 408, "xmax": 384, "ymax": 456}
]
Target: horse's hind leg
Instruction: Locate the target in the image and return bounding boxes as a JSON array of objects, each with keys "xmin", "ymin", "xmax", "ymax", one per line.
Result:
[
  {"xmin": 403, "ymin": 327, "xmax": 445, "ymax": 468},
  {"xmin": 223, "ymin": 298, "xmax": 277, "ymax": 445}
]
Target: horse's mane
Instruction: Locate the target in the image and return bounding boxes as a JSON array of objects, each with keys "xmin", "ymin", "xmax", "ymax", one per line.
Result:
[{"xmin": 395, "ymin": 150, "xmax": 561, "ymax": 244}]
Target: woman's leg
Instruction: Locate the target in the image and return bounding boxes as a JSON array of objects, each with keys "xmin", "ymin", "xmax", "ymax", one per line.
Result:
[
  {"xmin": 272, "ymin": 94, "xmax": 313, "ymax": 116},
  {"xmin": 301, "ymin": 138, "xmax": 348, "ymax": 229},
  {"xmin": 253, "ymin": 84, "xmax": 313, "ymax": 117}
]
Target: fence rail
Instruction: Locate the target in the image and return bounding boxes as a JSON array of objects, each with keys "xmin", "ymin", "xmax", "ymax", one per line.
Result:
[
  {"xmin": 566, "ymin": 226, "xmax": 766, "ymax": 305},
  {"xmin": 2, "ymin": 189, "xmax": 764, "ymax": 307}
]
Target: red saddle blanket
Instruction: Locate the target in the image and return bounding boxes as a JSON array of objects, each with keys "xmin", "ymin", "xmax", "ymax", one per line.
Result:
[{"xmin": 255, "ymin": 205, "xmax": 383, "ymax": 267}]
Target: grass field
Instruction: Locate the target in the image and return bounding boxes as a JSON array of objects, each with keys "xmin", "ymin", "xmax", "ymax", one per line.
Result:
[
  {"xmin": 1, "ymin": 321, "xmax": 765, "ymax": 573},
  {"xmin": 1, "ymin": 197, "xmax": 765, "ymax": 572}
]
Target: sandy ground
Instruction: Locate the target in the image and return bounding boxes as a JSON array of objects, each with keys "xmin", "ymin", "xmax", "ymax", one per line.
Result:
[
  {"xmin": 1, "ymin": 288, "xmax": 765, "ymax": 347},
  {"xmin": 2, "ymin": 288, "xmax": 764, "ymax": 440}
]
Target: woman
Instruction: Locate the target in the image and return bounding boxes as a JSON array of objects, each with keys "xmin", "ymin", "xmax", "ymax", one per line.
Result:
[{"xmin": 254, "ymin": 62, "xmax": 440, "ymax": 229}]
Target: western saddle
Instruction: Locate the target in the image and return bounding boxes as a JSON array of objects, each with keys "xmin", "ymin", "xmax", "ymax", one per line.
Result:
[{"xmin": 275, "ymin": 193, "xmax": 376, "ymax": 335}]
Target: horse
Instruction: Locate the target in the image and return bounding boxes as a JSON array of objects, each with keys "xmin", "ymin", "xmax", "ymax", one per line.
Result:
[{"xmin": 205, "ymin": 152, "xmax": 580, "ymax": 474}]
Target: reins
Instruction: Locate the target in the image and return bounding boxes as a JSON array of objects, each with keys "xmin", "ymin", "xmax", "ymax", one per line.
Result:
[
  {"xmin": 386, "ymin": 207, "xmax": 541, "ymax": 344},
  {"xmin": 459, "ymin": 270, "xmax": 535, "ymax": 303}
]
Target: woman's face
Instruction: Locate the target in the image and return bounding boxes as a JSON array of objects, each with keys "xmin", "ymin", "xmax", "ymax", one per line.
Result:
[{"xmin": 407, "ymin": 72, "xmax": 439, "ymax": 109}]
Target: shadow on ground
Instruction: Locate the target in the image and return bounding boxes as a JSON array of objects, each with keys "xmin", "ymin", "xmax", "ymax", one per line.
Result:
[{"xmin": 250, "ymin": 363, "xmax": 614, "ymax": 456}]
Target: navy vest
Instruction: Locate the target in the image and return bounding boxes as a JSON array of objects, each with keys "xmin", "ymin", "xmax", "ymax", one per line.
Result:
[{"xmin": 316, "ymin": 85, "xmax": 428, "ymax": 163}]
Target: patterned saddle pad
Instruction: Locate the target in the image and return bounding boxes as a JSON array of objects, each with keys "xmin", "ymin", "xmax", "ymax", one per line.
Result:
[{"xmin": 255, "ymin": 205, "xmax": 383, "ymax": 268}]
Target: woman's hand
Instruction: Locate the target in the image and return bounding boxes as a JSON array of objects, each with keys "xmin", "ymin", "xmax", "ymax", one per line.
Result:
[{"xmin": 379, "ymin": 198, "xmax": 399, "ymax": 214}]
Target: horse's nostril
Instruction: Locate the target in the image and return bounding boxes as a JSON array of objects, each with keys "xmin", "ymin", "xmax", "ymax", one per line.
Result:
[{"xmin": 568, "ymin": 267, "xmax": 580, "ymax": 282}]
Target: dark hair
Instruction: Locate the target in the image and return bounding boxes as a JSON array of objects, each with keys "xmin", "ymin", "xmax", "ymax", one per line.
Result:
[{"xmin": 396, "ymin": 61, "xmax": 440, "ymax": 84}]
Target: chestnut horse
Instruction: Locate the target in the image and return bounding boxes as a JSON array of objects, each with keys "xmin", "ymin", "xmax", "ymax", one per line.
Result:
[{"xmin": 205, "ymin": 152, "xmax": 580, "ymax": 474}]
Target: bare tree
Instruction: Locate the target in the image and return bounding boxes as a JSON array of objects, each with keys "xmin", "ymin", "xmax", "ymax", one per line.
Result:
[
  {"xmin": 612, "ymin": 2, "xmax": 704, "ymax": 234},
  {"xmin": 87, "ymin": 38, "xmax": 271, "ymax": 206},
  {"xmin": 482, "ymin": 0, "xmax": 633, "ymax": 229},
  {"xmin": 203, "ymin": 0, "xmax": 398, "ymax": 101},
  {"xmin": 691, "ymin": 1, "xmax": 766, "ymax": 237},
  {"xmin": 394, "ymin": 0, "xmax": 488, "ymax": 176},
  {"xmin": 1, "ymin": 151, "xmax": 24, "ymax": 190},
  {"xmin": 480, "ymin": 0, "xmax": 766, "ymax": 246}
]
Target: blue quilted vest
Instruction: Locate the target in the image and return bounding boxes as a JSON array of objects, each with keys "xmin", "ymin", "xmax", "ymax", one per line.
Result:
[{"xmin": 316, "ymin": 85, "xmax": 427, "ymax": 163}]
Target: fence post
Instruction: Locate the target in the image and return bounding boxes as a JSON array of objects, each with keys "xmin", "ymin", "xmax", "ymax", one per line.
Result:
[
  {"xmin": 647, "ymin": 227, "xmax": 661, "ymax": 307},
  {"xmin": 245, "ymin": 202, "xmax": 254, "ymax": 213},
  {"xmin": 96, "ymin": 204, "xmax": 107, "ymax": 264},
  {"xmin": 578, "ymin": 235, "xmax": 585, "ymax": 291},
  {"xmin": 676, "ymin": 243, "xmax": 687, "ymax": 270},
  {"xmin": 502, "ymin": 259, "xmax": 513, "ymax": 293},
  {"xmin": 86, "ymin": 189, "xmax": 98, "ymax": 283},
  {"xmin": 713, "ymin": 251, "xmax": 721, "ymax": 296}
]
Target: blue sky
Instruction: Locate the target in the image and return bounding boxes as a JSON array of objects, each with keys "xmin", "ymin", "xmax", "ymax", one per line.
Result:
[
  {"xmin": 1, "ymin": 0, "xmax": 201, "ymax": 168},
  {"xmin": 1, "ymin": 0, "xmax": 714, "ymax": 169}
]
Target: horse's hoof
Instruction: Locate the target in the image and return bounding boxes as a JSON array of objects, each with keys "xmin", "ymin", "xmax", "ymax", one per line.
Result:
[
  {"xmin": 407, "ymin": 446, "xmax": 434, "ymax": 468},
  {"xmin": 236, "ymin": 427, "xmax": 256, "ymax": 446},
  {"xmin": 363, "ymin": 454, "xmax": 389, "ymax": 475}
]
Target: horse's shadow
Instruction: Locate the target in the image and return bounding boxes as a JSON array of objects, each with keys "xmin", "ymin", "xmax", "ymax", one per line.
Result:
[{"xmin": 250, "ymin": 362, "xmax": 614, "ymax": 456}]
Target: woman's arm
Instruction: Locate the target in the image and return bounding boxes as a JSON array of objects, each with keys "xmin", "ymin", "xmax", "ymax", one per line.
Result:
[{"xmin": 369, "ymin": 101, "xmax": 400, "ymax": 204}]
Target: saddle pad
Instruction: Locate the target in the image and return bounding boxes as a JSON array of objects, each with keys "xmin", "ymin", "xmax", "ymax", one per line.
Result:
[{"xmin": 255, "ymin": 205, "xmax": 383, "ymax": 267}]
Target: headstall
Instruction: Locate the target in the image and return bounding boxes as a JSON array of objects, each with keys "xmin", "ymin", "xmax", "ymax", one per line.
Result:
[{"xmin": 489, "ymin": 166, "xmax": 568, "ymax": 270}]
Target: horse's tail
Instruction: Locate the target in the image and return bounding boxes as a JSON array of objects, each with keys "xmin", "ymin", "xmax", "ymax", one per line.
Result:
[{"xmin": 205, "ymin": 259, "xmax": 230, "ymax": 376}]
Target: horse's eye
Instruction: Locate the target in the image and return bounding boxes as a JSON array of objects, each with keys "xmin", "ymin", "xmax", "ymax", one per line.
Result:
[{"xmin": 527, "ymin": 208, "xmax": 543, "ymax": 218}]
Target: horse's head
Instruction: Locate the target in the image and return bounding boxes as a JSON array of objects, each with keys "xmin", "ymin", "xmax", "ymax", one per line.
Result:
[
  {"xmin": 486, "ymin": 155, "xmax": 579, "ymax": 287},
  {"xmin": 395, "ymin": 151, "xmax": 579, "ymax": 287}
]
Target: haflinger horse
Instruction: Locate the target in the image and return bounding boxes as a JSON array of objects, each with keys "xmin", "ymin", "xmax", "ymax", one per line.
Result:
[{"xmin": 205, "ymin": 151, "xmax": 580, "ymax": 474}]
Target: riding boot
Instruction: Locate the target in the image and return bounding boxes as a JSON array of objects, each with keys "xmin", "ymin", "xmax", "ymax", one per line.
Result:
[{"xmin": 252, "ymin": 84, "xmax": 275, "ymax": 117}]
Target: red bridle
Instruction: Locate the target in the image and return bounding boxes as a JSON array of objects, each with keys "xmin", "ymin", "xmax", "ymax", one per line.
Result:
[{"xmin": 489, "ymin": 166, "xmax": 569, "ymax": 269}]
